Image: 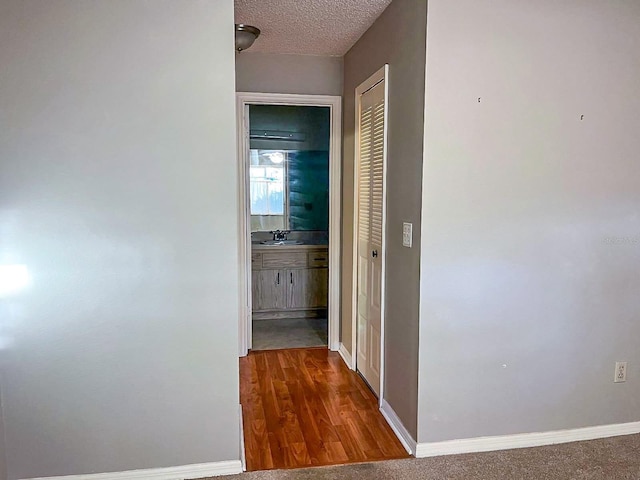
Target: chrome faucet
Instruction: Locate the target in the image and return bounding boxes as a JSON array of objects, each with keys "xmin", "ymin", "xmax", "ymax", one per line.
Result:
[{"xmin": 270, "ymin": 230, "xmax": 290, "ymax": 241}]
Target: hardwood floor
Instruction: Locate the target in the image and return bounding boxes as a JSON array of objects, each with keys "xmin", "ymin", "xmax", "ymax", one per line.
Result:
[{"xmin": 240, "ymin": 347, "xmax": 409, "ymax": 471}]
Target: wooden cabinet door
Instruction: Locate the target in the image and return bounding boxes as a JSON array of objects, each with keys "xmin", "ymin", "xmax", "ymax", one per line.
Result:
[
  {"xmin": 252, "ymin": 269, "xmax": 286, "ymax": 311},
  {"xmin": 287, "ymin": 268, "xmax": 328, "ymax": 309}
]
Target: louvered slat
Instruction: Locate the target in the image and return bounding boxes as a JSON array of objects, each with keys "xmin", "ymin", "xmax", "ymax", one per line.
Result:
[
  {"xmin": 358, "ymin": 105, "xmax": 373, "ymax": 243},
  {"xmin": 370, "ymin": 97, "xmax": 385, "ymax": 248}
]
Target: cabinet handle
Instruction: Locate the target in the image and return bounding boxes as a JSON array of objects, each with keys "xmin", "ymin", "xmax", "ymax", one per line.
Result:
[
  {"xmin": 276, "ymin": 272, "xmax": 280, "ymax": 285},
  {"xmin": 290, "ymin": 272, "xmax": 293, "ymax": 284}
]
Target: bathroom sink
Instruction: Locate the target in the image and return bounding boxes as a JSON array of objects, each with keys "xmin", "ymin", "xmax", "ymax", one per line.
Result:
[{"xmin": 260, "ymin": 240, "xmax": 304, "ymax": 246}]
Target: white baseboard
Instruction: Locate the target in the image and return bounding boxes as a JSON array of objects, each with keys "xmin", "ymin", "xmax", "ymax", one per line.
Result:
[
  {"xmin": 338, "ymin": 343, "xmax": 354, "ymax": 370},
  {"xmin": 21, "ymin": 460, "xmax": 243, "ymax": 480},
  {"xmin": 239, "ymin": 404, "xmax": 246, "ymax": 472},
  {"xmin": 415, "ymin": 421, "xmax": 640, "ymax": 458},
  {"xmin": 380, "ymin": 399, "xmax": 417, "ymax": 455}
]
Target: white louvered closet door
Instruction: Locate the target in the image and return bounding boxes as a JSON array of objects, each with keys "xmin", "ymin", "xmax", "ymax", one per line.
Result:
[{"xmin": 356, "ymin": 79, "xmax": 385, "ymax": 397}]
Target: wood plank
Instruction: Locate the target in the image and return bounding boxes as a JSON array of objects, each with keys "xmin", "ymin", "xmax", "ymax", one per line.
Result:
[
  {"xmin": 240, "ymin": 355, "xmax": 274, "ymax": 471},
  {"xmin": 285, "ymin": 379, "xmax": 330, "ymax": 465},
  {"xmin": 334, "ymin": 423, "xmax": 367, "ymax": 462},
  {"xmin": 283, "ymin": 442, "xmax": 312, "ymax": 468},
  {"xmin": 342, "ymin": 410, "xmax": 385, "ymax": 459},
  {"xmin": 324, "ymin": 441, "xmax": 350, "ymax": 464},
  {"xmin": 244, "ymin": 418, "xmax": 274, "ymax": 470},
  {"xmin": 358, "ymin": 409, "xmax": 409, "ymax": 457}
]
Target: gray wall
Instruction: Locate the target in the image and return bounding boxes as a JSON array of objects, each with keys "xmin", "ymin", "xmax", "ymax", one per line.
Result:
[
  {"xmin": 0, "ymin": 1, "xmax": 240, "ymax": 478},
  {"xmin": 236, "ymin": 52, "xmax": 343, "ymax": 96},
  {"xmin": 342, "ymin": 0, "xmax": 427, "ymax": 439},
  {"xmin": 0, "ymin": 387, "xmax": 6, "ymax": 480},
  {"xmin": 419, "ymin": 0, "xmax": 640, "ymax": 442}
]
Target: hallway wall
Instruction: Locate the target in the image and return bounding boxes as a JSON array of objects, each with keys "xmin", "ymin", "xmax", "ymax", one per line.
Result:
[
  {"xmin": 342, "ymin": 0, "xmax": 428, "ymax": 440},
  {"xmin": 236, "ymin": 52, "xmax": 343, "ymax": 96}
]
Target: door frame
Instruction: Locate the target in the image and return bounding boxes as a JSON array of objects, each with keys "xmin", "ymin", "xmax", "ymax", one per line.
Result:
[
  {"xmin": 236, "ymin": 92, "xmax": 342, "ymax": 356},
  {"xmin": 351, "ymin": 65, "xmax": 389, "ymax": 403}
]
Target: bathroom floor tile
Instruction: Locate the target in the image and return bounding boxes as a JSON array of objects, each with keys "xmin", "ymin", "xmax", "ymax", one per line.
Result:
[{"xmin": 252, "ymin": 318, "xmax": 327, "ymax": 350}]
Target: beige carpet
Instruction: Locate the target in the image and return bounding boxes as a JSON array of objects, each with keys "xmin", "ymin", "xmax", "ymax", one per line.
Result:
[{"xmin": 214, "ymin": 434, "xmax": 640, "ymax": 479}]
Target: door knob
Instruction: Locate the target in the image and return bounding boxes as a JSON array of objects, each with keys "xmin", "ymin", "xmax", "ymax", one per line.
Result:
[{"xmin": 372, "ymin": 250, "xmax": 378, "ymax": 258}]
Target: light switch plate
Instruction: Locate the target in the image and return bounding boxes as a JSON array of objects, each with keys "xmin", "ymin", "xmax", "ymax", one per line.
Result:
[{"xmin": 403, "ymin": 222, "xmax": 412, "ymax": 248}]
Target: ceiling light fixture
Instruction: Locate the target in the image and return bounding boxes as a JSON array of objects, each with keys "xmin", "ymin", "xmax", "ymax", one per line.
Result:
[
  {"xmin": 267, "ymin": 152, "xmax": 285, "ymax": 164},
  {"xmin": 235, "ymin": 24, "xmax": 260, "ymax": 52}
]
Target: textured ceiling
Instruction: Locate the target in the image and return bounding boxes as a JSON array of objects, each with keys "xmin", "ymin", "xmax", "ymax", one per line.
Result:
[{"xmin": 234, "ymin": 0, "xmax": 393, "ymax": 56}]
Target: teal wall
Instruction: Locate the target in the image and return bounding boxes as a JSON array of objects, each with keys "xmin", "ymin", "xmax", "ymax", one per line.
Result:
[{"xmin": 288, "ymin": 151, "xmax": 329, "ymax": 231}]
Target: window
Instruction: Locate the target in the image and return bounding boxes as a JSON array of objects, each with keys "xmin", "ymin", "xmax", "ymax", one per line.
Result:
[{"xmin": 249, "ymin": 150, "xmax": 287, "ymax": 216}]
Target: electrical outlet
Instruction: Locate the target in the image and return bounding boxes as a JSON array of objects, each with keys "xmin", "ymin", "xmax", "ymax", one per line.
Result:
[
  {"xmin": 614, "ymin": 362, "xmax": 627, "ymax": 383},
  {"xmin": 402, "ymin": 222, "xmax": 412, "ymax": 248}
]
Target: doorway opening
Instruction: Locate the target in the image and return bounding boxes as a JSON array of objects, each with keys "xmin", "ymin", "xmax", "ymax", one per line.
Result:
[
  {"xmin": 248, "ymin": 105, "xmax": 330, "ymax": 350},
  {"xmin": 236, "ymin": 93, "xmax": 341, "ymax": 355}
]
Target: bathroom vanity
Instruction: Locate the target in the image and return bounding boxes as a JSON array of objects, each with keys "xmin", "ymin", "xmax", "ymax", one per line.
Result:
[{"xmin": 251, "ymin": 244, "xmax": 328, "ymax": 320}]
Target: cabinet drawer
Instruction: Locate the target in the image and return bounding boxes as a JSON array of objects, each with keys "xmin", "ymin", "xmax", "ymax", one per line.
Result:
[
  {"xmin": 308, "ymin": 251, "xmax": 329, "ymax": 267},
  {"xmin": 262, "ymin": 251, "xmax": 307, "ymax": 268},
  {"xmin": 251, "ymin": 253, "xmax": 262, "ymax": 268}
]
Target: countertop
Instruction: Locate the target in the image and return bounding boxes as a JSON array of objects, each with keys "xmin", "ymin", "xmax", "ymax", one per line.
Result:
[{"xmin": 251, "ymin": 243, "xmax": 328, "ymax": 252}]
